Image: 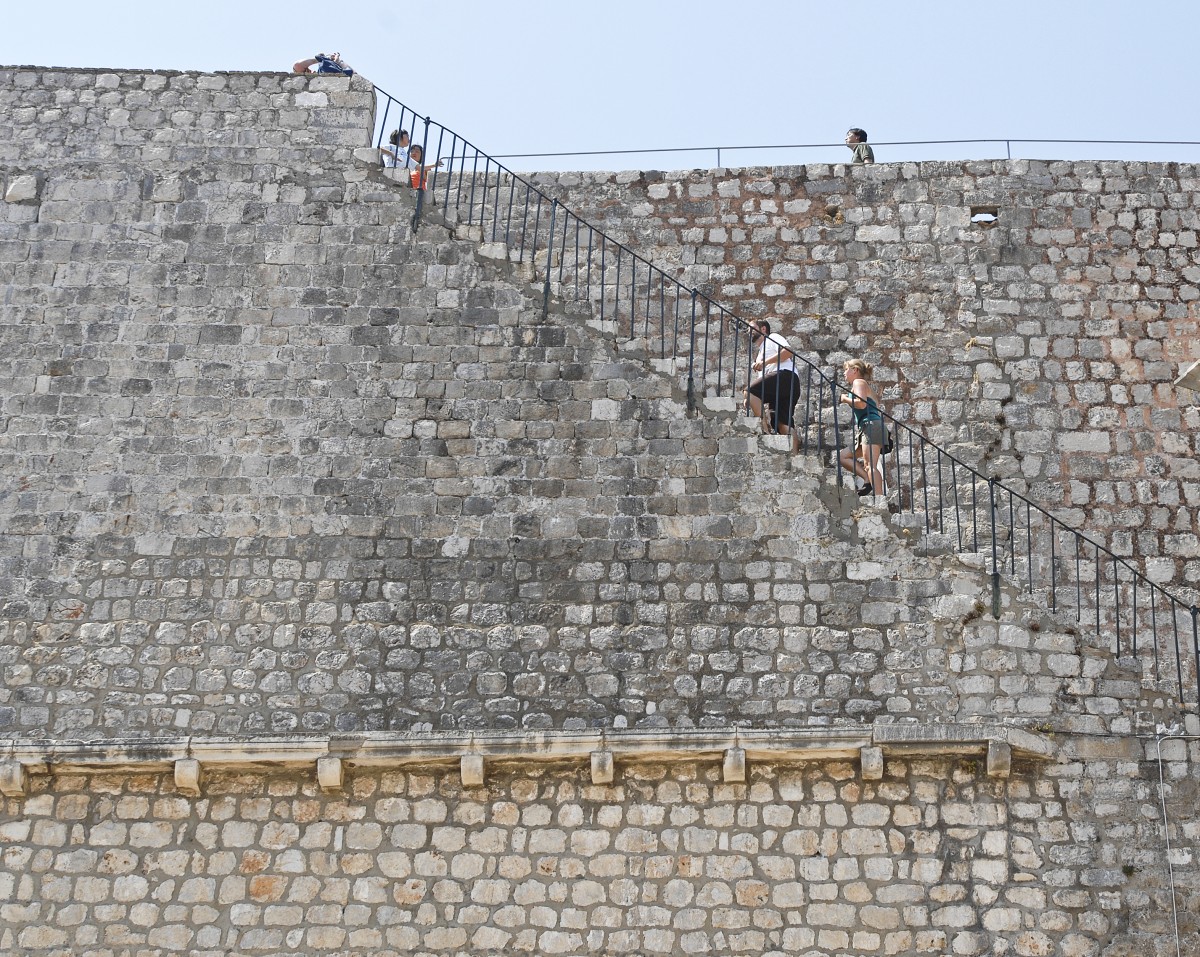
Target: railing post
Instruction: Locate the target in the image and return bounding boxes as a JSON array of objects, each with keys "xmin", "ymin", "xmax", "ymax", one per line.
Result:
[
  {"xmin": 1049, "ymin": 520, "xmax": 1057, "ymax": 612},
  {"xmin": 686, "ymin": 290, "xmax": 698, "ymax": 416},
  {"xmin": 988, "ymin": 478, "xmax": 1000, "ymax": 619},
  {"xmin": 412, "ymin": 115, "xmax": 431, "ymax": 232},
  {"xmin": 830, "ymin": 374, "xmax": 843, "ymax": 495},
  {"xmin": 542, "ymin": 200, "xmax": 558, "ymax": 321},
  {"xmin": 1192, "ymin": 606, "xmax": 1200, "ymax": 707},
  {"xmin": 376, "ymin": 94, "xmax": 391, "ymax": 150}
]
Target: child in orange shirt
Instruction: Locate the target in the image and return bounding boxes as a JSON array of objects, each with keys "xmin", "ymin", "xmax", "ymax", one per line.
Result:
[{"xmin": 408, "ymin": 145, "xmax": 443, "ymax": 190}]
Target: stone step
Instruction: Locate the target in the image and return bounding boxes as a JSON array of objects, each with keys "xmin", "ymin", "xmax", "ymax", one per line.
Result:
[
  {"xmin": 702, "ymin": 396, "xmax": 738, "ymax": 413},
  {"xmin": 761, "ymin": 434, "xmax": 794, "ymax": 454}
]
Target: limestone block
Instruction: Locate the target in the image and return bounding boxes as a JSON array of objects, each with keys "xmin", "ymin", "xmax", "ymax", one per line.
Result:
[
  {"xmin": 174, "ymin": 759, "xmax": 202, "ymax": 796},
  {"xmin": 0, "ymin": 761, "xmax": 28, "ymax": 797},
  {"xmin": 477, "ymin": 243, "xmax": 508, "ymax": 260},
  {"xmin": 353, "ymin": 147, "xmax": 382, "ymax": 166},
  {"xmin": 461, "ymin": 754, "xmax": 485, "ymax": 787},
  {"xmin": 722, "ymin": 747, "xmax": 746, "ymax": 783},
  {"xmin": 591, "ymin": 750, "xmax": 614, "ymax": 785},
  {"xmin": 860, "ymin": 747, "xmax": 884, "ymax": 781},
  {"xmin": 986, "ymin": 741, "xmax": 1012, "ymax": 779},
  {"xmin": 316, "ymin": 757, "xmax": 343, "ymax": 792},
  {"xmin": 4, "ymin": 175, "xmax": 40, "ymax": 204}
]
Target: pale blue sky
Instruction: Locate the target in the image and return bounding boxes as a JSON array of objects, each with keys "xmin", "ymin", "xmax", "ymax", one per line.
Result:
[{"xmin": 4, "ymin": 0, "xmax": 1197, "ymax": 170}]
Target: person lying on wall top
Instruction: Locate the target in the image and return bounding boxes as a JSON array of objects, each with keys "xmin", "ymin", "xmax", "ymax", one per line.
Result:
[
  {"xmin": 292, "ymin": 53, "xmax": 354, "ymax": 76},
  {"xmin": 407, "ymin": 145, "xmax": 443, "ymax": 191},
  {"xmin": 381, "ymin": 130, "xmax": 414, "ymax": 169}
]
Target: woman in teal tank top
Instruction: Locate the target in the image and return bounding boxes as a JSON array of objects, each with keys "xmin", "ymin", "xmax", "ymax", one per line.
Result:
[{"xmin": 838, "ymin": 358, "xmax": 886, "ymax": 497}]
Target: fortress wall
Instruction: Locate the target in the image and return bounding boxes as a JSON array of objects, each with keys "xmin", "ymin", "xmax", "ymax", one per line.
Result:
[
  {"xmin": 0, "ymin": 60, "xmax": 1169, "ymax": 742},
  {"xmin": 1, "ymin": 66, "xmax": 1200, "ymax": 957},
  {"xmin": 0, "ymin": 755, "xmax": 1192, "ymax": 957},
  {"xmin": 529, "ymin": 164, "xmax": 1200, "ymax": 600},
  {"xmin": 0, "ymin": 65, "xmax": 1050, "ymax": 742}
]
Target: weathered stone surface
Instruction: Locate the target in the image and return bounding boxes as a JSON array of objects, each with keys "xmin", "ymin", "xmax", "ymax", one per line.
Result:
[
  {"xmin": 0, "ymin": 758, "xmax": 1178, "ymax": 956},
  {"xmin": 0, "ymin": 64, "xmax": 1196, "ymax": 957}
]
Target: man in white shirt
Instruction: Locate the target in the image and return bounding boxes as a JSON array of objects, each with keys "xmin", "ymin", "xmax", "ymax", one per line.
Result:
[{"xmin": 743, "ymin": 319, "xmax": 801, "ymax": 447}]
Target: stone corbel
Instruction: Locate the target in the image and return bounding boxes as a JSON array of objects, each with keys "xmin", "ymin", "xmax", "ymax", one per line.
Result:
[
  {"xmin": 722, "ymin": 747, "xmax": 747, "ymax": 783},
  {"xmin": 174, "ymin": 758, "xmax": 202, "ymax": 796},
  {"xmin": 316, "ymin": 756, "xmax": 344, "ymax": 792},
  {"xmin": 986, "ymin": 740, "xmax": 1012, "ymax": 778},
  {"xmin": 860, "ymin": 746, "xmax": 884, "ymax": 781},
  {"xmin": 461, "ymin": 754, "xmax": 485, "ymax": 787},
  {"xmin": 590, "ymin": 750, "xmax": 615, "ymax": 785},
  {"xmin": 0, "ymin": 761, "xmax": 28, "ymax": 797}
]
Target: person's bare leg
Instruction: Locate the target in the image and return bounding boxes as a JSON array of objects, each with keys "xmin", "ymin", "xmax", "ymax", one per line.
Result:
[
  {"xmin": 839, "ymin": 446, "xmax": 863, "ymax": 482},
  {"xmin": 744, "ymin": 392, "xmax": 771, "ymax": 432},
  {"xmin": 865, "ymin": 443, "xmax": 881, "ymax": 493},
  {"xmin": 784, "ymin": 424, "xmax": 799, "ymax": 453}
]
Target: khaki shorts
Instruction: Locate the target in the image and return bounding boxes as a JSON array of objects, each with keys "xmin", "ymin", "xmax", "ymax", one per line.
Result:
[{"xmin": 857, "ymin": 420, "xmax": 886, "ymax": 447}]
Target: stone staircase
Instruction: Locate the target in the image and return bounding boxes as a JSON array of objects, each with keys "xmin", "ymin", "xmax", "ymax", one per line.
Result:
[
  {"xmin": 450, "ymin": 157, "xmax": 1196, "ymax": 680},
  {"xmin": 348, "ymin": 154, "xmax": 1190, "ymax": 725}
]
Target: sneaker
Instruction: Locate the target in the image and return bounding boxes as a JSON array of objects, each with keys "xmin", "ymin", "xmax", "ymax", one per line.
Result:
[{"xmin": 856, "ymin": 483, "xmax": 874, "ymax": 497}]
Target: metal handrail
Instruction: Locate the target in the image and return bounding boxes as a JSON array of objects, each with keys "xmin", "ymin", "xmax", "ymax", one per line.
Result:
[
  {"xmin": 370, "ymin": 85, "xmax": 1200, "ymax": 710},
  {"xmin": 489, "ymin": 138, "xmax": 1200, "ymax": 167}
]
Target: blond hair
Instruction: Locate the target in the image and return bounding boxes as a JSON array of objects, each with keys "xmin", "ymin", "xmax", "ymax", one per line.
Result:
[{"xmin": 843, "ymin": 358, "xmax": 873, "ymax": 379}]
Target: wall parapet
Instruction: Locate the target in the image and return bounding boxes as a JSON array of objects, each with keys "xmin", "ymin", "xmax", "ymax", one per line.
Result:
[{"xmin": 0, "ymin": 65, "xmax": 375, "ymax": 171}]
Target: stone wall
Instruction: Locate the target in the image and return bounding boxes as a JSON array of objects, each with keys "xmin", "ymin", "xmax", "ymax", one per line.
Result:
[
  {"xmin": 528, "ymin": 164, "xmax": 1200, "ymax": 601},
  {"xmin": 8, "ymin": 66, "xmax": 1161, "ymax": 742},
  {"xmin": 2, "ymin": 64, "xmax": 1200, "ymax": 957},
  {"xmin": 1, "ymin": 752, "xmax": 1195, "ymax": 957},
  {"xmin": 0, "ymin": 66, "xmax": 370, "ymax": 167}
]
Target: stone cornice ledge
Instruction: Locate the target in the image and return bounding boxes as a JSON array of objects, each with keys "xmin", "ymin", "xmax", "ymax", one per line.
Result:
[
  {"xmin": 870, "ymin": 723, "xmax": 1053, "ymax": 759},
  {"xmin": 0, "ymin": 724, "xmax": 1054, "ymax": 797}
]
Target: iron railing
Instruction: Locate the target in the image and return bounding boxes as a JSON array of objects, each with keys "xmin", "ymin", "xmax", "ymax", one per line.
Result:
[
  {"xmin": 489, "ymin": 138, "xmax": 1200, "ymax": 168},
  {"xmin": 370, "ymin": 86, "xmax": 1200, "ymax": 709}
]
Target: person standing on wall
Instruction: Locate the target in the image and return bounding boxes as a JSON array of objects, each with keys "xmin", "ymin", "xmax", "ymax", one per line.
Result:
[
  {"xmin": 845, "ymin": 128, "xmax": 874, "ymax": 164},
  {"xmin": 743, "ymin": 319, "xmax": 802, "ymax": 451}
]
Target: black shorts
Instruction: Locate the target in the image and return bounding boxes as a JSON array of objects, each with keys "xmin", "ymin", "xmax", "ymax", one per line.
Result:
[{"xmin": 748, "ymin": 371, "xmax": 800, "ymax": 430}]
